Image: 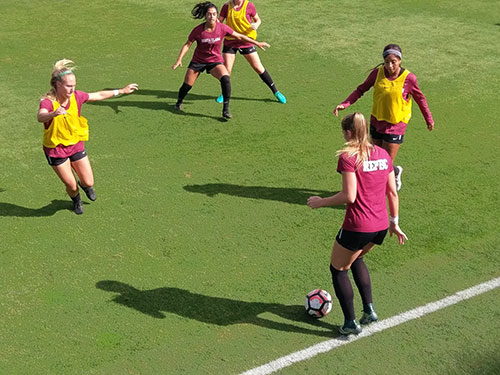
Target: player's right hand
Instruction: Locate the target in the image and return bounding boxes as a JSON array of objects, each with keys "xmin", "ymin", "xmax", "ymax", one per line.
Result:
[{"xmin": 333, "ymin": 104, "xmax": 344, "ymax": 117}]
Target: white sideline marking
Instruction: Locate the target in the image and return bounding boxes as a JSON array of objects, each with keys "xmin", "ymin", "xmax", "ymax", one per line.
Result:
[{"xmin": 241, "ymin": 276, "xmax": 500, "ymax": 375}]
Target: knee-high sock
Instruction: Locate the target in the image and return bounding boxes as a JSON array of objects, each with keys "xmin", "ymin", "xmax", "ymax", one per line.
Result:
[
  {"xmin": 177, "ymin": 82, "xmax": 192, "ymax": 105},
  {"xmin": 220, "ymin": 75, "xmax": 231, "ymax": 111},
  {"xmin": 350, "ymin": 257, "xmax": 373, "ymax": 309},
  {"xmin": 330, "ymin": 264, "xmax": 355, "ymax": 321},
  {"xmin": 258, "ymin": 70, "xmax": 277, "ymax": 94}
]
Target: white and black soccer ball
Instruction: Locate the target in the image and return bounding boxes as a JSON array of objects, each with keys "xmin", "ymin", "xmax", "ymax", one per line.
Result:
[{"xmin": 305, "ymin": 289, "xmax": 333, "ymax": 318}]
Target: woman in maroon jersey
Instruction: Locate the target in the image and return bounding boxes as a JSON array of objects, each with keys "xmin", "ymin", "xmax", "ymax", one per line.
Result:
[
  {"xmin": 171, "ymin": 1, "xmax": 270, "ymax": 119},
  {"xmin": 308, "ymin": 112, "xmax": 407, "ymax": 335},
  {"xmin": 333, "ymin": 44, "xmax": 434, "ymax": 190}
]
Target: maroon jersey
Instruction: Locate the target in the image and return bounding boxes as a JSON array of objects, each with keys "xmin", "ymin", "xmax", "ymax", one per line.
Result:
[
  {"xmin": 188, "ymin": 22, "xmax": 234, "ymax": 63},
  {"xmin": 337, "ymin": 146, "xmax": 394, "ymax": 232}
]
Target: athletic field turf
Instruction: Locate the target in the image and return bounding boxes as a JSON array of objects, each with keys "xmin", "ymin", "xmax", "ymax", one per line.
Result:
[{"xmin": 1, "ymin": 0, "xmax": 499, "ymax": 373}]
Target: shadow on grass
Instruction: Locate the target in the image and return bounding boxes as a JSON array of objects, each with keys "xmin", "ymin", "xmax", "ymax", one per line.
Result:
[
  {"xmin": 184, "ymin": 183, "xmax": 344, "ymax": 208},
  {"xmin": 134, "ymin": 88, "xmax": 274, "ymax": 104},
  {"xmin": 96, "ymin": 280, "xmax": 338, "ymax": 337},
  {"xmin": 0, "ymin": 199, "xmax": 73, "ymax": 217},
  {"xmin": 87, "ymin": 88, "xmax": 274, "ymax": 117},
  {"xmin": 88, "ymin": 89, "xmax": 276, "ymax": 122},
  {"xmin": 89, "ymin": 100, "xmax": 226, "ymax": 121}
]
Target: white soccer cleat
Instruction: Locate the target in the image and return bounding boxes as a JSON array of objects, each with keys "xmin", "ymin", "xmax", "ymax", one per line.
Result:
[{"xmin": 395, "ymin": 166, "xmax": 403, "ymax": 191}]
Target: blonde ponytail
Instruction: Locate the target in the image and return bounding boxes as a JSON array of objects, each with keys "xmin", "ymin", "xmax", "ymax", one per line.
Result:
[
  {"xmin": 336, "ymin": 112, "xmax": 374, "ymax": 169},
  {"xmin": 41, "ymin": 59, "xmax": 77, "ymax": 101}
]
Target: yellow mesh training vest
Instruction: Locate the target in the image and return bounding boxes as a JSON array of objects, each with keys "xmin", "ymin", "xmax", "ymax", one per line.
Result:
[
  {"xmin": 225, "ymin": 0, "xmax": 257, "ymax": 40},
  {"xmin": 43, "ymin": 93, "xmax": 89, "ymax": 148},
  {"xmin": 372, "ymin": 66, "xmax": 412, "ymax": 124}
]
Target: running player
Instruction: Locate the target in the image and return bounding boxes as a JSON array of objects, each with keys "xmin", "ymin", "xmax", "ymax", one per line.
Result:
[
  {"xmin": 171, "ymin": 1, "xmax": 270, "ymax": 119},
  {"xmin": 308, "ymin": 112, "xmax": 407, "ymax": 335},
  {"xmin": 37, "ymin": 59, "xmax": 138, "ymax": 214},
  {"xmin": 215, "ymin": 0, "xmax": 286, "ymax": 104},
  {"xmin": 333, "ymin": 44, "xmax": 434, "ymax": 190}
]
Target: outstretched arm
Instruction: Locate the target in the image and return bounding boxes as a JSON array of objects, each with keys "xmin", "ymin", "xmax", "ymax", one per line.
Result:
[
  {"xmin": 333, "ymin": 69, "xmax": 377, "ymax": 116},
  {"xmin": 230, "ymin": 31, "xmax": 270, "ymax": 50},
  {"xmin": 87, "ymin": 83, "xmax": 139, "ymax": 102},
  {"xmin": 307, "ymin": 171, "xmax": 357, "ymax": 208},
  {"xmin": 172, "ymin": 40, "xmax": 194, "ymax": 70}
]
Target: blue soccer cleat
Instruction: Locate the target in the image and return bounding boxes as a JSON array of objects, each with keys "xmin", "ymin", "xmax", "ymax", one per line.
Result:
[
  {"xmin": 275, "ymin": 91, "xmax": 287, "ymax": 104},
  {"xmin": 215, "ymin": 94, "xmax": 224, "ymax": 103}
]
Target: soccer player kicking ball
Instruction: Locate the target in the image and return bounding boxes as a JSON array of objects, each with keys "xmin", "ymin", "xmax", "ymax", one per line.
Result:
[{"xmin": 308, "ymin": 112, "xmax": 407, "ymax": 335}]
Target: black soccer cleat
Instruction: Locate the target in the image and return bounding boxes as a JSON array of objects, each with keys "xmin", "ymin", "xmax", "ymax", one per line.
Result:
[
  {"xmin": 174, "ymin": 102, "xmax": 183, "ymax": 111},
  {"xmin": 78, "ymin": 181, "xmax": 96, "ymax": 201},
  {"xmin": 339, "ymin": 320, "xmax": 362, "ymax": 335},
  {"xmin": 72, "ymin": 199, "xmax": 84, "ymax": 215},
  {"xmin": 360, "ymin": 303, "xmax": 378, "ymax": 325},
  {"xmin": 222, "ymin": 110, "xmax": 232, "ymax": 119},
  {"xmin": 360, "ymin": 311, "xmax": 378, "ymax": 325}
]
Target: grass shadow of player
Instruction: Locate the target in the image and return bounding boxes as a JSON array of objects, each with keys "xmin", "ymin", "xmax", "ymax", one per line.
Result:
[
  {"xmin": 136, "ymin": 89, "xmax": 274, "ymax": 103},
  {"xmin": 89, "ymin": 100, "xmax": 225, "ymax": 121},
  {"xmin": 183, "ymin": 183, "xmax": 344, "ymax": 208},
  {"xmin": 0, "ymin": 199, "xmax": 76, "ymax": 217},
  {"xmin": 96, "ymin": 280, "xmax": 338, "ymax": 337}
]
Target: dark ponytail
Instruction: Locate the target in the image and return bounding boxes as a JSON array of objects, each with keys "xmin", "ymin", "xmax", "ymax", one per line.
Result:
[{"xmin": 192, "ymin": 2, "xmax": 218, "ymax": 19}]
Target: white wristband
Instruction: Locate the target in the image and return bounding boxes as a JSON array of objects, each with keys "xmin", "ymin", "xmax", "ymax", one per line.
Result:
[
  {"xmin": 390, "ymin": 216, "xmax": 399, "ymax": 225},
  {"xmin": 113, "ymin": 89, "xmax": 120, "ymax": 96}
]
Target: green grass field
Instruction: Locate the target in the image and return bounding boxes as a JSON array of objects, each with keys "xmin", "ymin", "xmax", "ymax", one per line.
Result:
[{"xmin": 1, "ymin": 0, "xmax": 500, "ymax": 374}]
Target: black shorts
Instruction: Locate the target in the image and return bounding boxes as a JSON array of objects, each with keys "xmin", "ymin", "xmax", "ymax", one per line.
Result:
[
  {"xmin": 370, "ymin": 126, "xmax": 404, "ymax": 144},
  {"xmin": 222, "ymin": 45, "xmax": 257, "ymax": 55},
  {"xmin": 336, "ymin": 228, "xmax": 388, "ymax": 251},
  {"xmin": 188, "ymin": 61, "xmax": 223, "ymax": 74},
  {"xmin": 45, "ymin": 150, "xmax": 87, "ymax": 166}
]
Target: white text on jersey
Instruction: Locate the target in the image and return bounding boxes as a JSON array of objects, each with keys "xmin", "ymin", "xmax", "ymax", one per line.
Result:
[{"xmin": 363, "ymin": 159, "xmax": 389, "ymax": 172}]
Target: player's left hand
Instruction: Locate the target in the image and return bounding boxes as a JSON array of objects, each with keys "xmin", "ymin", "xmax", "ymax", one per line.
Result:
[
  {"xmin": 427, "ymin": 122, "xmax": 435, "ymax": 131},
  {"xmin": 390, "ymin": 222, "xmax": 408, "ymax": 244},
  {"xmin": 122, "ymin": 83, "xmax": 139, "ymax": 94},
  {"xmin": 307, "ymin": 196, "xmax": 324, "ymax": 209},
  {"xmin": 257, "ymin": 42, "xmax": 270, "ymax": 51}
]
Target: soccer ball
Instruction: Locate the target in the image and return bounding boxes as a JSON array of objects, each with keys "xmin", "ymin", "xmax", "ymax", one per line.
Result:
[{"xmin": 305, "ymin": 289, "xmax": 333, "ymax": 318}]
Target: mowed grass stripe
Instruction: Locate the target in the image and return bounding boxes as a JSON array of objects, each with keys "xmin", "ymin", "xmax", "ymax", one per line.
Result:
[{"xmin": 241, "ymin": 276, "xmax": 500, "ymax": 375}]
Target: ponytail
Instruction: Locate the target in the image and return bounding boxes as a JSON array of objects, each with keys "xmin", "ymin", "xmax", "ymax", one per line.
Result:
[
  {"xmin": 192, "ymin": 2, "xmax": 218, "ymax": 19},
  {"xmin": 336, "ymin": 112, "xmax": 374, "ymax": 169},
  {"xmin": 42, "ymin": 59, "xmax": 77, "ymax": 101}
]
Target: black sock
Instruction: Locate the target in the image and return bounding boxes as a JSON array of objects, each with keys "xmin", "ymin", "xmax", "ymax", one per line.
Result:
[
  {"xmin": 330, "ymin": 264, "xmax": 355, "ymax": 321},
  {"xmin": 70, "ymin": 193, "xmax": 81, "ymax": 202},
  {"xmin": 258, "ymin": 70, "xmax": 277, "ymax": 94},
  {"xmin": 177, "ymin": 82, "xmax": 192, "ymax": 105},
  {"xmin": 351, "ymin": 257, "xmax": 373, "ymax": 311},
  {"xmin": 220, "ymin": 75, "xmax": 231, "ymax": 112}
]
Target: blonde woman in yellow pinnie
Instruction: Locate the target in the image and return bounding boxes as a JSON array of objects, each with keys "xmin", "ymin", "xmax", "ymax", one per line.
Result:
[
  {"xmin": 37, "ymin": 59, "xmax": 138, "ymax": 215},
  {"xmin": 216, "ymin": 0, "xmax": 286, "ymax": 104}
]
